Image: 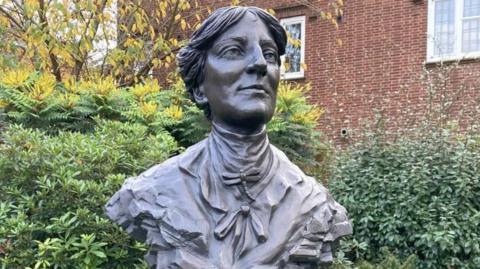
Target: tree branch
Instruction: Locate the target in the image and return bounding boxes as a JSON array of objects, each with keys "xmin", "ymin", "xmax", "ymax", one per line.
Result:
[
  {"xmin": 73, "ymin": 0, "xmax": 109, "ymax": 80},
  {"xmin": 38, "ymin": 0, "xmax": 62, "ymax": 82},
  {"xmin": 128, "ymin": 0, "xmax": 180, "ymax": 85},
  {"xmin": 0, "ymin": 5, "xmax": 23, "ymax": 30}
]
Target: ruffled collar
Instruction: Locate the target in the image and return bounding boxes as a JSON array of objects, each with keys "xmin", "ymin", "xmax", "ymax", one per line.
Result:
[
  {"xmin": 208, "ymin": 122, "xmax": 273, "ymax": 200},
  {"xmin": 178, "ymin": 123, "xmax": 293, "ymax": 259}
]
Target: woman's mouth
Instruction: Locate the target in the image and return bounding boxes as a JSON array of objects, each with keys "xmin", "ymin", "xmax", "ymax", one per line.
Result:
[{"xmin": 239, "ymin": 85, "xmax": 269, "ymax": 95}]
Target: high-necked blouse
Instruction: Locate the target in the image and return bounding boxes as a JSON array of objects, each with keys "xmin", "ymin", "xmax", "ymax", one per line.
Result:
[
  {"xmin": 105, "ymin": 124, "xmax": 352, "ymax": 269},
  {"xmin": 208, "ymin": 122, "xmax": 274, "ymax": 201}
]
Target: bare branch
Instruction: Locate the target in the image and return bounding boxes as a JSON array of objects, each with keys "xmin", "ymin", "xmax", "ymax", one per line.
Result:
[
  {"xmin": 38, "ymin": 0, "xmax": 62, "ymax": 82},
  {"xmin": 131, "ymin": 0, "xmax": 180, "ymax": 83},
  {"xmin": 73, "ymin": 0, "xmax": 109, "ymax": 79},
  {"xmin": 0, "ymin": 5, "xmax": 24, "ymax": 30}
]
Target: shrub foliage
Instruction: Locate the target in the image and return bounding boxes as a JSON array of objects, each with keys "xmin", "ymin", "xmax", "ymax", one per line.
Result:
[
  {"xmin": 268, "ymin": 82, "xmax": 331, "ymax": 180},
  {"xmin": 0, "ymin": 121, "xmax": 178, "ymax": 268},
  {"xmin": 330, "ymin": 130, "xmax": 480, "ymax": 269},
  {"xmin": 0, "ymin": 70, "xmax": 329, "ymax": 173},
  {"xmin": 0, "ymin": 69, "xmax": 330, "ymax": 267}
]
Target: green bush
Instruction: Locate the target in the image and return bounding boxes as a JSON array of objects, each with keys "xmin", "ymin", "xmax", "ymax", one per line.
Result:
[
  {"xmin": 0, "ymin": 120, "xmax": 177, "ymax": 268},
  {"xmin": 0, "ymin": 70, "xmax": 331, "ymax": 267},
  {"xmin": 268, "ymin": 82, "xmax": 332, "ymax": 181},
  {"xmin": 0, "ymin": 71, "xmax": 198, "ymax": 137},
  {"xmin": 329, "ymin": 130, "xmax": 480, "ymax": 269},
  {"xmin": 0, "ymin": 70, "xmax": 331, "ymax": 176},
  {"xmin": 333, "ymin": 247, "xmax": 417, "ymax": 269}
]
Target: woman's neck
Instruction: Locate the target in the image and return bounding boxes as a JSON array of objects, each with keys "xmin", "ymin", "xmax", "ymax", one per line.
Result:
[
  {"xmin": 209, "ymin": 121, "xmax": 270, "ymax": 170},
  {"xmin": 208, "ymin": 121, "xmax": 273, "ymax": 198},
  {"xmin": 211, "ymin": 119, "xmax": 266, "ymax": 136}
]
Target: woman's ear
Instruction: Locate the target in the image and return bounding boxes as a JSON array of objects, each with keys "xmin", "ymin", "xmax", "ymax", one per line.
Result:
[{"xmin": 193, "ymin": 85, "xmax": 208, "ymax": 106}]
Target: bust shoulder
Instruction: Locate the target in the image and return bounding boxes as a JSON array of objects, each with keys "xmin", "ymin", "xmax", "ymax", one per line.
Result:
[{"xmin": 104, "ymin": 139, "xmax": 209, "ymax": 241}]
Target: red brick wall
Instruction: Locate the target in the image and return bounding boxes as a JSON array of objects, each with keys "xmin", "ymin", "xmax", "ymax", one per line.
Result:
[{"xmin": 194, "ymin": 0, "xmax": 480, "ymax": 145}]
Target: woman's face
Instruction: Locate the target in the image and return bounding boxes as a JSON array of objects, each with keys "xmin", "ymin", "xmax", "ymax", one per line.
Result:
[{"xmin": 198, "ymin": 12, "xmax": 280, "ymax": 133}]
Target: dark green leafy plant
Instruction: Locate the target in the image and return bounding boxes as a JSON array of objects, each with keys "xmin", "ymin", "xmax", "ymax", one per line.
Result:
[
  {"xmin": 0, "ymin": 120, "xmax": 177, "ymax": 268},
  {"xmin": 330, "ymin": 129, "xmax": 480, "ymax": 269},
  {"xmin": 0, "ymin": 70, "xmax": 200, "ymax": 136},
  {"xmin": 332, "ymin": 247, "xmax": 417, "ymax": 269},
  {"xmin": 0, "ymin": 70, "xmax": 331, "ymax": 175},
  {"xmin": 0, "ymin": 71, "xmax": 332, "ymax": 267},
  {"xmin": 268, "ymin": 82, "xmax": 333, "ymax": 181}
]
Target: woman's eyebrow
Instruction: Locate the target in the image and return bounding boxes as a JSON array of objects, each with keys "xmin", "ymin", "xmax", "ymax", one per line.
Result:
[
  {"xmin": 213, "ymin": 36, "xmax": 248, "ymax": 50},
  {"xmin": 260, "ymin": 39, "xmax": 278, "ymax": 50},
  {"xmin": 230, "ymin": 36, "xmax": 248, "ymax": 43}
]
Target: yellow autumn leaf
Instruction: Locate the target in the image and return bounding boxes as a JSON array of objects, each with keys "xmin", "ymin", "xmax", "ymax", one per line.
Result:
[
  {"xmin": 94, "ymin": 77, "xmax": 117, "ymax": 96},
  {"xmin": 150, "ymin": 27, "xmax": 156, "ymax": 40},
  {"xmin": 29, "ymin": 73, "xmax": 56, "ymax": 101},
  {"xmin": 0, "ymin": 69, "xmax": 31, "ymax": 88},
  {"xmin": 152, "ymin": 58, "xmax": 161, "ymax": 67},
  {"xmin": 0, "ymin": 16, "xmax": 10, "ymax": 27},
  {"xmin": 332, "ymin": 19, "xmax": 339, "ymax": 29},
  {"xmin": 0, "ymin": 99, "xmax": 8, "ymax": 108},
  {"xmin": 291, "ymin": 107, "xmax": 324, "ymax": 125},
  {"xmin": 132, "ymin": 85, "xmax": 149, "ymax": 100},
  {"xmin": 24, "ymin": 0, "xmax": 39, "ymax": 16},
  {"xmin": 140, "ymin": 101, "xmax": 158, "ymax": 117},
  {"xmin": 64, "ymin": 76, "xmax": 81, "ymax": 93},
  {"xmin": 277, "ymin": 83, "xmax": 303, "ymax": 104},
  {"xmin": 181, "ymin": 19, "xmax": 187, "ymax": 31},
  {"xmin": 131, "ymin": 79, "xmax": 160, "ymax": 100},
  {"xmin": 164, "ymin": 105, "xmax": 183, "ymax": 120},
  {"xmin": 59, "ymin": 93, "xmax": 80, "ymax": 109},
  {"xmin": 336, "ymin": 38, "xmax": 343, "ymax": 47}
]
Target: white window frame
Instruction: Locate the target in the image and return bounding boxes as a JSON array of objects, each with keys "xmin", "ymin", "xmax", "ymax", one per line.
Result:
[
  {"xmin": 280, "ymin": 16, "xmax": 306, "ymax": 80},
  {"xmin": 427, "ymin": 0, "xmax": 480, "ymax": 62}
]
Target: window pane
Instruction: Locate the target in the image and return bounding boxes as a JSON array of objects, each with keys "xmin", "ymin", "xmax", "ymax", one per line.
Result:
[
  {"xmin": 463, "ymin": 18, "xmax": 480, "ymax": 52},
  {"xmin": 284, "ymin": 23, "xmax": 302, "ymax": 73},
  {"xmin": 434, "ymin": 0, "xmax": 456, "ymax": 56},
  {"xmin": 464, "ymin": 0, "xmax": 480, "ymax": 17}
]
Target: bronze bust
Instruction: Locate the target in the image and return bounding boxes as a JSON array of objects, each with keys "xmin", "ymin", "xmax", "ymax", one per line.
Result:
[{"xmin": 105, "ymin": 6, "xmax": 351, "ymax": 269}]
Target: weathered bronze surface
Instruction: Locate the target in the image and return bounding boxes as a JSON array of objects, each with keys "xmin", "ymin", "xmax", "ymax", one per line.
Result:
[{"xmin": 105, "ymin": 6, "xmax": 351, "ymax": 269}]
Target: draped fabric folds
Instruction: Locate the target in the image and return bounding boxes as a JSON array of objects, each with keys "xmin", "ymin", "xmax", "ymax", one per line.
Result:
[{"xmin": 105, "ymin": 124, "xmax": 352, "ymax": 269}]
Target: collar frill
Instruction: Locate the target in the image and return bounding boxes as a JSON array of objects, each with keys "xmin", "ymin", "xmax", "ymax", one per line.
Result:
[
  {"xmin": 197, "ymin": 122, "xmax": 289, "ymax": 259},
  {"xmin": 208, "ymin": 122, "xmax": 273, "ymax": 199}
]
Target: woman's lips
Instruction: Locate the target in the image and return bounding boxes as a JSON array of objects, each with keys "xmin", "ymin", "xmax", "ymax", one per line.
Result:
[{"xmin": 239, "ymin": 85, "xmax": 270, "ymax": 95}]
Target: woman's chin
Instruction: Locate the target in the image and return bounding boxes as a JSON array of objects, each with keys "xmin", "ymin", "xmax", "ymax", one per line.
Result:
[
  {"xmin": 211, "ymin": 103, "xmax": 275, "ymax": 133},
  {"xmin": 225, "ymin": 112, "xmax": 272, "ymax": 132}
]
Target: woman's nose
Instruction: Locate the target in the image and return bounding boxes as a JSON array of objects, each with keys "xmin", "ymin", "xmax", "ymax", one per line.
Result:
[{"xmin": 246, "ymin": 50, "xmax": 267, "ymax": 77}]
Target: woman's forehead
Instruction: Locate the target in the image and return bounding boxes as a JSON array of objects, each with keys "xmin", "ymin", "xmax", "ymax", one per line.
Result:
[{"xmin": 212, "ymin": 13, "xmax": 274, "ymax": 45}]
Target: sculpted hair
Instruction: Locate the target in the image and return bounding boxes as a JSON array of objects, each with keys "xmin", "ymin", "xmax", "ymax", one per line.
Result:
[{"xmin": 176, "ymin": 6, "xmax": 287, "ymax": 118}]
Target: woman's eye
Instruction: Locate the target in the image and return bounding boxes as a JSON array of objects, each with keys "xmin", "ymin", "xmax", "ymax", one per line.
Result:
[
  {"xmin": 221, "ymin": 47, "xmax": 242, "ymax": 58},
  {"xmin": 264, "ymin": 51, "xmax": 278, "ymax": 62}
]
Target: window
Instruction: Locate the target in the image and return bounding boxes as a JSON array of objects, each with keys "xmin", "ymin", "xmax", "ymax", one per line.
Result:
[
  {"xmin": 280, "ymin": 16, "xmax": 306, "ymax": 79},
  {"xmin": 427, "ymin": 0, "xmax": 480, "ymax": 61}
]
